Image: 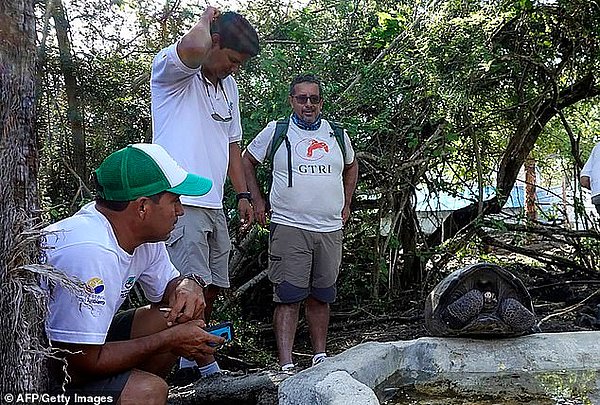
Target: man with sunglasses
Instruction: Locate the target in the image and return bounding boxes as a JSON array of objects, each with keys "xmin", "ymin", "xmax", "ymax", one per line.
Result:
[
  {"xmin": 150, "ymin": 7, "xmax": 259, "ymax": 380},
  {"xmin": 242, "ymin": 73, "xmax": 359, "ymax": 372}
]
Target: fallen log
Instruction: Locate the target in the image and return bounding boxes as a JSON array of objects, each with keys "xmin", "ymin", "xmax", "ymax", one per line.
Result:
[{"xmin": 168, "ymin": 370, "xmax": 289, "ymax": 405}]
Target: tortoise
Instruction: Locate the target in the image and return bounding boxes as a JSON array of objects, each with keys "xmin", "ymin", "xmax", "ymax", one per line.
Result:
[{"xmin": 424, "ymin": 263, "xmax": 537, "ymax": 337}]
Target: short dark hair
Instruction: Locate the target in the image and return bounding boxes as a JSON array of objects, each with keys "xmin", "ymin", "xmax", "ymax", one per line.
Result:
[
  {"xmin": 211, "ymin": 12, "xmax": 260, "ymax": 57},
  {"xmin": 92, "ymin": 172, "xmax": 164, "ymax": 212},
  {"xmin": 289, "ymin": 73, "xmax": 322, "ymax": 96}
]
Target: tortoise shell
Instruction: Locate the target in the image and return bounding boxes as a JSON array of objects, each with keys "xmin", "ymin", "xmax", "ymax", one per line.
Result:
[{"xmin": 424, "ymin": 263, "xmax": 536, "ymax": 337}]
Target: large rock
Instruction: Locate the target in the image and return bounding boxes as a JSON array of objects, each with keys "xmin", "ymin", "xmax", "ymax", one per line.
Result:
[{"xmin": 279, "ymin": 331, "xmax": 600, "ymax": 404}]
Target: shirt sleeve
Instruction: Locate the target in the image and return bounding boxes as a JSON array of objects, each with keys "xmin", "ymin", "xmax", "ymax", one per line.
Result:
[
  {"xmin": 228, "ymin": 78, "xmax": 243, "ymax": 144},
  {"xmin": 582, "ymin": 143, "xmax": 600, "ymax": 177},
  {"xmin": 136, "ymin": 242, "xmax": 180, "ymax": 303},
  {"xmin": 45, "ymin": 244, "xmax": 121, "ymax": 345},
  {"xmin": 343, "ymin": 129, "xmax": 356, "ymax": 165},
  {"xmin": 246, "ymin": 121, "xmax": 278, "ymax": 164},
  {"xmin": 151, "ymin": 42, "xmax": 200, "ymax": 87}
]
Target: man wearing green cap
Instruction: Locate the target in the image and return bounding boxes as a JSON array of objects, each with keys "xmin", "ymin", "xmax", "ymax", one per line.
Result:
[
  {"xmin": 151, "ymin": 6, "xmax": 260, "ymax": 379},
  {"xmin": 43, "ymin": 144, "xmax": 223, "ymax": 403}
]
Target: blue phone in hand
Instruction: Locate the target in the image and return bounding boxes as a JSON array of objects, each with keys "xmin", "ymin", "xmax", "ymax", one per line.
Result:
[{"xmin": 205, "ymin": 322, "xmax": 234, "ymax": 344}]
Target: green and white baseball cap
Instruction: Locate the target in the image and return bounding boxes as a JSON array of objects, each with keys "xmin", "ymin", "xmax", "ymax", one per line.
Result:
[{"xmin": 94, "ymin": 143, "xmax": 212, "ymax": 201}]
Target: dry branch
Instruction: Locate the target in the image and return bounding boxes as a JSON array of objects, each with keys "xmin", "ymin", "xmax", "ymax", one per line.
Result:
[
  {"xmin": 537, "ymin": 287, "xmax": 600, "ymax": 327},
  {"xmin": 478, "ymin": 230, "xmax": 588, "ymax": 272}
]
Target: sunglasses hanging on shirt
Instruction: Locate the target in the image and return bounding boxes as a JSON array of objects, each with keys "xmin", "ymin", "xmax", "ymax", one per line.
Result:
[{"xmin": 200, "ymin": 75, "xmax": 233, "ymax": 122}]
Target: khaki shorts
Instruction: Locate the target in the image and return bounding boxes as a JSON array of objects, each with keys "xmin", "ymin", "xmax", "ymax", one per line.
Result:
[
  {"xmin": 166, "ymin": 206, "xmax": 231, "ymax": 288},
  {"xmin": 268, "ymin": 223, "xmax": 342, "ymax": 304}
]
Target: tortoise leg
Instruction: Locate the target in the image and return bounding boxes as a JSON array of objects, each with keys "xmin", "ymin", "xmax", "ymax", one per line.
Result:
[
  {"xmin": 499, "ymin": 298, "xmax": 536, "ymax": 332},
  {"xmin": 441, "ymin": 289, "xmax": 484, "ymax": 329}
]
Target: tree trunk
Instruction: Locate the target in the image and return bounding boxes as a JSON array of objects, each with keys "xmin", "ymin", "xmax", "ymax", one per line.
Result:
[
  {"xmin": 0, "ymin": 0, "xmax": 46, "ymax": 397},
  {"xmin": 525, "ymin": 156, "xmax": 537, "ymax": 221},
  {"xmin": 52, "ymin": 0, "xmax": 87, "ymax": 184},
  {"xmin": 398, "ymin": 200, "xmax": 422, "ymax": 288}
]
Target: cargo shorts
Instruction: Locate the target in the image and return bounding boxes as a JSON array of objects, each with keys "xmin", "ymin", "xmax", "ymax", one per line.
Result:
[
  {"xmin": 166, "ymin": 206, "xmax": 231, "ymax": 288},
  {"xmin": 268, "ymin": 223, "xmax": 343, "ymax": 304}
]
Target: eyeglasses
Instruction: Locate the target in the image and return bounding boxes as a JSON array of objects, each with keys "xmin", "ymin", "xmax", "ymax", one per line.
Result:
[
  {"xmin": 201, "ymin": 76, "xmax": 233, "ymax": 122},
  {"xmin": 293, "ymin": 95, "xmax": 321, "ymax": 105}
]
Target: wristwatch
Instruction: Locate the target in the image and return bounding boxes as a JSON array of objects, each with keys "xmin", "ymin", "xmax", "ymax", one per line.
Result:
[
  {"xmin": 236, "ymin": 192, "xmax": 252, "ymax": 203},
  {"xmin": 183, "ymin": 273, "xmax": 207, "ymax": 288}
]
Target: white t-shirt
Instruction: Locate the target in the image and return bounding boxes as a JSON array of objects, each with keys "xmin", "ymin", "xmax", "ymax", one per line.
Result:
[
  {"xmin": 151, "ymin": 43, "xmax": 242, "ymax": 209},
  {"xmin": 43, "ymin": 203, "xmax": 179, "ymax": 345},
  {"xmin": 246, "ymin": 118, "xmax": 355, "ymax": 232},
  {"xmin": 582, "ymin": 142, "xmax": 600, "ymax": 197}
]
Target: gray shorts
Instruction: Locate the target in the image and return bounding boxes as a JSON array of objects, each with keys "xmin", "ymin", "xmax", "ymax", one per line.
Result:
[
  {"xmin": 268, "ymin": 223, "xmax": 342, "ymax": 304},
  {"xmin": 166, "ymin": 206, "xmax": 231, "ymax": 288}
]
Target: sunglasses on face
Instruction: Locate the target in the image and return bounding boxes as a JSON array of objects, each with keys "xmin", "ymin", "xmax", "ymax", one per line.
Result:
[{"xmin": 293, "ymin": 95, "xmax": 321, "ymax": 104}]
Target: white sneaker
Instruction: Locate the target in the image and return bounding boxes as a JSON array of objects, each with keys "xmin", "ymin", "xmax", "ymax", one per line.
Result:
[
  {"xmin": 312, "ymin": 353, "xmax": 328, "ymax": 366},
  {"xmin": 279, "ymin": 363, "xmax": 300, "ymax": 376}
]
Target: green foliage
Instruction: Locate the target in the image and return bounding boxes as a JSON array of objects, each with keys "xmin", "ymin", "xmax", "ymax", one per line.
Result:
[{"xmin": 36, "ymin": 0, "xmax": 600, "ymax": 314}]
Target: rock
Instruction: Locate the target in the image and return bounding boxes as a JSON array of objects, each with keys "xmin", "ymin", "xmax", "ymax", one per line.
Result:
[{"xmin": 280, "ymin": 331, "xmax": 600, "ymax": 404}]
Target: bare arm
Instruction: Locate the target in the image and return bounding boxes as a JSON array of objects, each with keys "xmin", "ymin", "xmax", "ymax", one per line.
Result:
[
  {"xmin": 177, "ymin": 7, "xmax": 219, "ymax": 69},
  {"xmin": 242, "ymin": 149, "xmax": 268, "ymax": 226},
  {"xmin": 228, "ymin": 142, "xmax": 253, "ymax": 227},
  {"xmin": 581, "ymin": 175, "xmax": 591, "ymax": 190},
  {"xmin": 342, "ymin": 160, "xmax": 359, "ymax": 225},
  {"xmin": 53, "ymin": 320, "xmax": 222, "ymax": 382}
]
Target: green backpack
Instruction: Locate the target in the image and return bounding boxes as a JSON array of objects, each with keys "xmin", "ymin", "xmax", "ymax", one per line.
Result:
[{"xmin": 265, "ymin": 117, "xmax": 347, "ymax": 187}]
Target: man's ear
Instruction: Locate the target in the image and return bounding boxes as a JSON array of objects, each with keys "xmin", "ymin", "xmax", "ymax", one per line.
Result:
[
  {"xmin": 136, "ymin": 198, "xmax": 148, "ymax": 218},
  {"xmin": 211, "ymin": 33, "xmax": 221, "ymax": 48}
]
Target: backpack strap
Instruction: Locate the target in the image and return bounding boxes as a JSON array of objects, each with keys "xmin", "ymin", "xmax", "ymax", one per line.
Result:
[
  {"xmin": 268, "ymin": 118, "xmax": 293, "ymax": 187},
  {"xmin": 268, "ymin": 118, "xmax": 290, "ymax": 162},
  {"xmin": 329, "ymin": 121, "xmax": 347, "ymax": 162}
]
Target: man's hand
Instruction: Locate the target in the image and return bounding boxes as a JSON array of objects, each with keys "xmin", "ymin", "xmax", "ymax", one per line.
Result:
[
  {"xmin": 253, "ymin": 195, "xmax": 269, "ymax": 227},
  {"xmin": 342, "ymin": 204, "xmax": 351, "ymax": 225},
  {"xmin": 202, "ymin": 5, "xmax": 220, "ymax": 24},
  {"xmin": 581, "ymin": 175, "xmax": 591, "ymax": 190},
  {"xmin": 164, "ymin": 277, "xmax": 206, "ymax": 326},
  {"xmin": 177, "ymin": 6, "xmax": 220, "ymax": 69},
  {"xmin": 238, "ymin": 198, "xmax": 254, "ymax": 230},
  {"xmin": 170, "ymin": 320, "xmax": 225, "ymax": 360}
]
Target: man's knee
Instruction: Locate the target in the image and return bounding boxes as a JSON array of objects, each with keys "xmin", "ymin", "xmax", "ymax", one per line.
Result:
[
  {"xmin": 273, "ymin": 282, "xmax": 337, "ymax": 304},
  {"xmin": 309, "ymin": 285, "xmax": 337, "ymax": 304},
  {"xmin": 130, "ymin": 306, "xmax": 170, "ymax": 339},
  {"xmin": 121, "ymin": 369, "xmax": 168, "ymax": 405},
  {"xmin": 273, "ymin": 281, "xmax": 309, "ymax": 303}
]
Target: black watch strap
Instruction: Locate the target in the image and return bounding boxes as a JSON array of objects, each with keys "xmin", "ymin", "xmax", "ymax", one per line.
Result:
[
  {"xmin": 236, "ymin": 192, "xmax": 252, "ymax": 202},
  {"xmin": 183, "ymin": 273, "xmax": 207, "ymax": 288}
]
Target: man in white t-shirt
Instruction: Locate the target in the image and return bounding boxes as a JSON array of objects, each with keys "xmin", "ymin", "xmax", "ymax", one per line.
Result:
[
  {"xmin": 44, "ymin": 144, "xmax": 224, "ymax": 404},
  {"xmin": 242, "ymin": 74, "xmax": 359, "ymax": 372},
  {"xmin": 151, "ymin": 7, "xmax": 259, "ymax": 378},
  {"xmin": 581, "ymin": 141, "xmax": 600, "ymax": 215}
]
